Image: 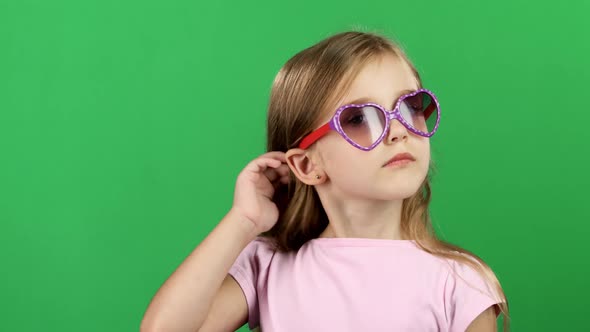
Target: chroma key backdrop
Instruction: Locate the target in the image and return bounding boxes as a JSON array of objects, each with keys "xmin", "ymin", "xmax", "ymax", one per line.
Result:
[{"xmin": 1, "ymin": 0, "xmax": 589, "ymax": 331}]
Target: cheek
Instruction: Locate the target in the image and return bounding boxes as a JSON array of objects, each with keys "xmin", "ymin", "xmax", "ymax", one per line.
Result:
[
  {"xmin": 320, "ymin": 140, "xmax": 366, "ymax": 174},
  {"xmin": 418, "ymin": 140, "xmax": 431, "ymax": 172}
]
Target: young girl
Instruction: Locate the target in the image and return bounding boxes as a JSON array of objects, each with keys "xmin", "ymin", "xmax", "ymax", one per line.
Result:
[{"xmin": 141, "ymin": 31, "xmax": 510, "ymax": 332}]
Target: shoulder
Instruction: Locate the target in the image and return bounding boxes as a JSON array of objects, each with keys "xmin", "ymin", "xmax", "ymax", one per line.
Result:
[
  {"xmin": 443, "ymin": 253, "xmax": 501, "ymax": 304},
  {"xmin": 444, "ymin": 253, "xmax": 499, "ymax": 294},
  {"xmin": 228, "ymin": 237, "xmax": 278, "ymax": 330},
  {"xmin": 240, "ymin": 236, "xmax": 277, "ymax": 256},
  {"xmin": 231, "ymin": 237, "xmax": 278, "ymax": 275},
  {"xmin": 442, "ymin": 253, "xmax": 504, "ymax": 332}
]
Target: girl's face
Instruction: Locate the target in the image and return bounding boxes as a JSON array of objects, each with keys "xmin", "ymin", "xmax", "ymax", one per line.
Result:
[{"xmin": 310, "ymin": 54, "xmax": 431, "ymax": 201}]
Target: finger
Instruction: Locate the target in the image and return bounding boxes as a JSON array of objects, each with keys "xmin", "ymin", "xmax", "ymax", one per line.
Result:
[
  {"xmin": 259, "ymin": 157, "xmax": 282, "ymax": 168},
  {"xmin": 260, "ymin": 151, "xmax": 287, "ymax": 164},
  {"xmin": 246, "ymin": 157, "xmax": 281, "ymax": 174},
  {"xmin": 263, "ymin": 167, "xmax": 281, "ymax": 182},
  {"xmin": 274, "ymin": 164, "xmax": 290, "ymax": 176},
  {"xmin": 273, "ymin": 174, "xmax": 291, "ymax": 190},
  {"xmin": 264, "ymin": 164, "xmax": 290, "ymax": 183}
]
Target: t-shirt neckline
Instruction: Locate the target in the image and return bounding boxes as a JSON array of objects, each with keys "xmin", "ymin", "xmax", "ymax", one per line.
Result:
[{"xmin": 308, "ymin": 237, "xmax": 418, "ymax": 248}]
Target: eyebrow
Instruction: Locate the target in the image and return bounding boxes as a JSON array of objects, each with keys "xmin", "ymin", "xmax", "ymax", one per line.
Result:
[{"xmin": 340, "ymin": 89, "xmax": 417, "ymax": 107}]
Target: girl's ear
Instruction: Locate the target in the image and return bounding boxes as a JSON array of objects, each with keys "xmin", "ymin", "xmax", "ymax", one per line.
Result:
[{"xmin": 285, "ymin": 148, "xmax": 326, "ymax": 185}]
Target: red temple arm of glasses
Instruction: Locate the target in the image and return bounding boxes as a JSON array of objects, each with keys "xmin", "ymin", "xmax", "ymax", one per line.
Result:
[
  {"xmin": 298, "ymin": 123, "xmax": 331, "ymax": 149},
  {"xmin": 423, "ymin": 102, "xmax": 436, "ymax": 120}
]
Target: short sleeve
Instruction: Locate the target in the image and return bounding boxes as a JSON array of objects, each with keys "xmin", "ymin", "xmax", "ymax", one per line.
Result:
[
  {"xmin": 228, "ymin": 237, "xmax": 275, "ymax": 330},
  {"xmin": 443, "ymin": 258, "xmax": 504, "ymax": 332}
]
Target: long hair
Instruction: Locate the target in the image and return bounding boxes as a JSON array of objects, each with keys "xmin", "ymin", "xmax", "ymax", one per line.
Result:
[{"xmin": 263, "ymin": 30, "xmax": 510, "ymax": 330}]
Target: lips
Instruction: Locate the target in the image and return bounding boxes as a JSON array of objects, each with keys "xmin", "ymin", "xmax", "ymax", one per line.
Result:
[{"xmin": 384, "ymin": 152, "xmax": 416, "ymax": 167}]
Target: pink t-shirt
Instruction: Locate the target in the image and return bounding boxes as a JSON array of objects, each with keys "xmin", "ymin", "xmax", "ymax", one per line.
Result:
[{"xmin": 228, "ymin": 237, "xmax": 504, "ymax": 331}]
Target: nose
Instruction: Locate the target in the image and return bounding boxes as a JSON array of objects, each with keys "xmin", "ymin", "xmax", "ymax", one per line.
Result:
[{"xmin": 384, "ymin": 118, "xmax": 409, "ymax": 143}]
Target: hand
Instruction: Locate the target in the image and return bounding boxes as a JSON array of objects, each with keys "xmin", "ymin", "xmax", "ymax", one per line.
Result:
[{"xmin": 230, "ymin": 151, "xmax": 290, "ymax": 234}]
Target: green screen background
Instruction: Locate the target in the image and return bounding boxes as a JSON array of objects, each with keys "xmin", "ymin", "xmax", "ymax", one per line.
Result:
[{"xmin": 1, "ymin": 0, "xmax": 588, "ymax": 331}]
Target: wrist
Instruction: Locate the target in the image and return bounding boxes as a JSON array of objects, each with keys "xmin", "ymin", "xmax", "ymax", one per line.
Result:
[{"xmin": 225, "ymin": 208, "xmax": 260, "ymax": 242}]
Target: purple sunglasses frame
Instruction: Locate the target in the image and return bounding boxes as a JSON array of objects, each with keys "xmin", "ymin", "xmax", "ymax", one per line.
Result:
[{"xmin": 298, "ymin": 88, "xmax": 441, "ymax": 151}]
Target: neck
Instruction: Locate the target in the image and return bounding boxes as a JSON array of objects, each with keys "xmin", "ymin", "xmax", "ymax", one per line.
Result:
[{"xmin": 317, "ymin": 194, "xmax": 404, "ymax": 240}]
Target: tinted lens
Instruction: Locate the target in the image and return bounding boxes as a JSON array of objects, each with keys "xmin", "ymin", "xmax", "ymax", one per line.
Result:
[
  {"xmin": 339, "ymin": 105, "xmax": 386, "ymax": 148},
  {"xmin": 398, "ymin": 91, "xmax": 439, "ymax": 134}
]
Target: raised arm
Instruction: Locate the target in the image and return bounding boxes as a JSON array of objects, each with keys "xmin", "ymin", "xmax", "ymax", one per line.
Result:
[{"xmin": 140, "ymin": 151, "xmax": 290, "ymax": 331}]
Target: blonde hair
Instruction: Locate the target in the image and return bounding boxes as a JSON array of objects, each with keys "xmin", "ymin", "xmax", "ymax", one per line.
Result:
[{"xmin": 263, "ymin": 30, "xmax": 510, "ymax": 330}]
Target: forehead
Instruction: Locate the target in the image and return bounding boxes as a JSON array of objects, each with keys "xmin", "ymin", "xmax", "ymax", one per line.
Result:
[{"xmin": 338, "ymin": 54, "xmax": 419, "ymax": 109}]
